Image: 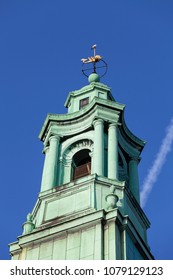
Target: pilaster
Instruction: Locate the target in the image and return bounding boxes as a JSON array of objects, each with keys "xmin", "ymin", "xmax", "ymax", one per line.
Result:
[{"xmin": 108, "ymin": 123, "xmax": 118, "ymax": 180}]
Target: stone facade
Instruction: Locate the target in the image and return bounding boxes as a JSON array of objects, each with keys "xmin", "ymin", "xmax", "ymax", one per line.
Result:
[{"xmin": 9, "ymin": 73, "xmax": 154, "ymax": 260}]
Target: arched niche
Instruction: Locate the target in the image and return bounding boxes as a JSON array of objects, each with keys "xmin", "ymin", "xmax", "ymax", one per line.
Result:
[{"xmin": 59, "ymin": 139, "xmax": 94, "ymax": 185}]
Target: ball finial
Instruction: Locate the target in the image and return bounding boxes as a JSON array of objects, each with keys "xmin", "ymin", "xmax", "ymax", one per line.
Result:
[{"xmin": 88, "ymin": 73, "xmax": 100, "ymax": 83}]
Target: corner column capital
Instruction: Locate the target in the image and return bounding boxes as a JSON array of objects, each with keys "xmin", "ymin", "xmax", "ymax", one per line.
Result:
[
  {"xmin": 49, "ymin": 134, "xmax": 61, "ymax": 143},
  {"xmin": 108, "ymin": 122, "xmax": 117, "ymax": 127},
  {"xmin": 129, "ymin": 156, "xmax": 140, "ymax": 164},
  {"xmin": 93, "ymin": 118, "xmax": 104, "ymax": 128}
]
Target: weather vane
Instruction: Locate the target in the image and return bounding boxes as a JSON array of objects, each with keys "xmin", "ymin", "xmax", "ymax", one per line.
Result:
[{"xmin": 81, "ymin": 44, "xmax": 108, "ymax": 78}]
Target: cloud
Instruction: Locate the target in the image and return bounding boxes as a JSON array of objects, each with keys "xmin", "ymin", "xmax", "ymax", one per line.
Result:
[{"xmin": 140, "ymin": 117, "xmax": 173, "ymax": 208}]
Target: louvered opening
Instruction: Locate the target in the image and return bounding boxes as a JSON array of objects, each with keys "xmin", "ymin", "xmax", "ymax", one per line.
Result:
[
  {"xmin": 72, "ymin": 149, "xmax": 91, "ymax": 180},
  {"xmin": 74, "ymin": 162, "xmax": 91, "ymax": 179}
]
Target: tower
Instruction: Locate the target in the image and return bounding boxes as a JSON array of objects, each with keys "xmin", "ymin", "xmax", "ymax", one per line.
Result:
[{"xmin": 9, "ymin": 47, "xmax": 154, "ymax": 260}]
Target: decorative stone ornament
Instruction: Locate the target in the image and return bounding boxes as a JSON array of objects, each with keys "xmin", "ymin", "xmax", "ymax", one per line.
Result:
[
  {"xmin": 105, "ymin": 185, "xmax": 119, "ymax": 210},
  {"xmin": 22, "ymin": 213, "xmax": 35, "ymax": 235}
]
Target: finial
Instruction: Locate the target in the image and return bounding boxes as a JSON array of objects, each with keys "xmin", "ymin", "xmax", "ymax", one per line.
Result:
[
  {"xmin": 81, "ymin": 44, "xmax": 102, "ymax": 72},
  {"xmin": 27, "ymin": 213, "xmax": 33, "ymax": 222},
  {"xmin": 81, "ymin": 44, "xmax": 108, "ymax": 79},
  {"xmin": 22, "ymin": 212, "xmax": 35, "ymax": 235}
]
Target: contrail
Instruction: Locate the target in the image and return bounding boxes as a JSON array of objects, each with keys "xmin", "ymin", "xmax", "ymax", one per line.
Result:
[{"xmin": 140, "ymin": 117, "xmax": 173, "ymax": 208}]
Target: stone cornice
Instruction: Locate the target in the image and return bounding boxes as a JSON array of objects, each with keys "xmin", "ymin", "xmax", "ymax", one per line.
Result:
[
  {"xmin": 39, "ymin": 96, "xmax": 145, "ymax": 157},
  {"xmin": 39, "ymin": 97, "xmax": 125, "ymax": 141},
  {"xmin": 12, "ymin": 209, "xmax": 107, "ymax": 249}
]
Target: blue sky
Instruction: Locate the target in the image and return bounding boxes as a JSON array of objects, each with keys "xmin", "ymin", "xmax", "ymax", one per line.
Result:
[{"xmin": 1, "ymin": 0, "xmax": 173, "ymax": 260}]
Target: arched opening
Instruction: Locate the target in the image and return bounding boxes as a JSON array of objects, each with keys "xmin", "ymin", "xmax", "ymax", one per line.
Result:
[{"xmin": 72, "ymin": 149, "xmax": 91, "ymax": 180}]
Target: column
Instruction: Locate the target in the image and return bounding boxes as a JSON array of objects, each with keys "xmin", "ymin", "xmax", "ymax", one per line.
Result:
[
  {"xmin": 121, "ymin": 229, "xmax": 127, "ymax": 260},
  {"xmin": 40, "ymin": 135, "xmax": 60, "ymax": 192},
  {"xmin": 108, "ymin": 123, "xmax": 118, "ymax": 180},
  {"xmin": 129, "ymin": 157, "xmax": 140, "ymax": 203},
  {"xmin": 93, "ymin": 119, "xmax": 104, "ymax": 176}
]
